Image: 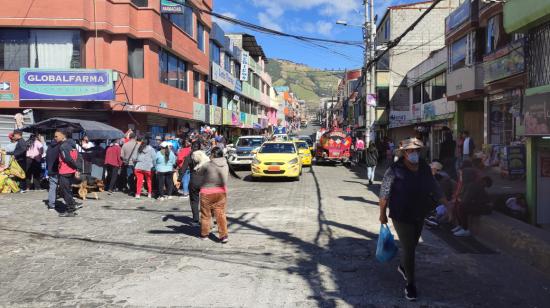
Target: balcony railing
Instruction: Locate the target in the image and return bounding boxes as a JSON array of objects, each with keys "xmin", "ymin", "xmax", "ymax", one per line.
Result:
[{"xmin": 483, "ymin": 39, "xmax": 525, "ymax": 84}]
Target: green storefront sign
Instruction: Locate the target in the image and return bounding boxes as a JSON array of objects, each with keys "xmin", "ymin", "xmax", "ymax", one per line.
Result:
[{"xmin": 0, "ymin": 93, "xmax": 15, "ymax": 101}]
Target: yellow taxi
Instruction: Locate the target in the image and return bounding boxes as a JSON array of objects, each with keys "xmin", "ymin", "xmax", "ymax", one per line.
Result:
[
  {"xmin": 294, "ymin": 140, "xmax": 312, "ymax": 167},
  {"xmin": 251, "ymin": 141, "xmax": 302, "ymax": 180}
]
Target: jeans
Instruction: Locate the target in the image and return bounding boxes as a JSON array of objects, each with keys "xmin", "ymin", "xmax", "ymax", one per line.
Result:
[
  {"xmin": 200, "ymin": 192, "xmax": 228, "ymax": 239},
  {"xmin": 392, "ymin": 219, "xmax": 424, "ymax": 285},
  {"xmin": 105, "ymin": 165, "xmax": 120, "ymax": 192},
  {"xmin": 181, "ymin": 169, "xmax": 190, "ymax": 195},
  {"xmin": 126, "ymin": 165, "xmax": 135, "ymax": 193},
  {"xmin": 47, "ymin": 175, "xmax": 58, "ymax": 208},
  {"xmin": 367, "ymin": 165, "xmax": 376, "ymax": 182},
  {"xmin": 156, "ymin": 171, "xmax": 174, "ymax": 198},
  {"xmin": 59, "ymin": 174, "xmax": 76, "ymax": 211},
  {"xmin": 135, "ymin": 169, "xmax": 152, "ymax": 196}
]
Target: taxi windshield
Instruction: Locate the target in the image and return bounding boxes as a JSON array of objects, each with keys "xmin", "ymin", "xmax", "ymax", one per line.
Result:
[
  {"xmin": 260, "ymin": 143, "xmax": 296, "ymax": 154},
  {"xmin": 295, "ymin": 142, "xmax": 309, "ymax": 150}
]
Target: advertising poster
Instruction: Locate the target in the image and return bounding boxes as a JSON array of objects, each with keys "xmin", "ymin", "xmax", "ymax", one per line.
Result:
[
  {"xmin": 240, "ymin": 51, "xmax": 249, "ymax": 82},
  {"xmin": 19, "ymin": 68, "xmax": 114, "ymax": 101},
  {"xmin": 524, "ymin": 92, "xmax": 550, "ymax": 135}
]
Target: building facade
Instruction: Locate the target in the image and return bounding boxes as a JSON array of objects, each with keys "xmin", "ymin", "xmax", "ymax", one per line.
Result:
[
  {"xmin": 375, "ymin": 0, "xmax": 460, "ymax": 143},
  {"xmin": 0, "ymin": 0, "xmax": 212, "ymax": 137}
]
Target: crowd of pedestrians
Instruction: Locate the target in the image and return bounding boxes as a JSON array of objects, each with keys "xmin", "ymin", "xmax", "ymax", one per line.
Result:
[{"xmin": 0, "ymin": 127, "xmax": 231, "ymax": 242}]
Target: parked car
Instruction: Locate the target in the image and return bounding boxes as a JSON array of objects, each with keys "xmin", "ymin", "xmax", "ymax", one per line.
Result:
[{"xmin": 226, "ymin": 136, "xmax": 267, "ymax": 166}]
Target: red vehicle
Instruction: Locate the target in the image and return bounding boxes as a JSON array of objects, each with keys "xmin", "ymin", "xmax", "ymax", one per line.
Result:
[{"xmin": 315, "ymin": 129, "xmax": 352, "ymax": 165}]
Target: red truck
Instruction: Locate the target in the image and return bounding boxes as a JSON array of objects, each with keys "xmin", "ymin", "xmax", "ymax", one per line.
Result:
[{"xmin": 315, "ymin": 129, "xmax": 352, "ymax": 165}]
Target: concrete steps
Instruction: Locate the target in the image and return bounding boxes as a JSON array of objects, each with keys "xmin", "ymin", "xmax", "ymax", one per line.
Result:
[{"xmin": 470, "ymin": 212, "xmax": 550, "ymax": 277}]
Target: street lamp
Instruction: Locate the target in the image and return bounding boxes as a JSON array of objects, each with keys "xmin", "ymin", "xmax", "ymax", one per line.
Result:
[{"xmin": 335, "ymin": 20, "xmax": 364, "ymax": 28}]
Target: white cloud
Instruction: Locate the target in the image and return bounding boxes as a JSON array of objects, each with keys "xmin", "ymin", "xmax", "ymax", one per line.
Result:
[
  {"xmin": 258, "ymin": 12, "xmax": 283, "ymax": 32},
  {"xmin": 315, "ymin": 21, "xmax": 334, "ymax": 36},
  {"xmin": 249, "ymin": 0, "xmax": 363, "ymax": 33},
  {"xmin": 213, "ymin": 11, "xmax": 238, "ymax": 32}
]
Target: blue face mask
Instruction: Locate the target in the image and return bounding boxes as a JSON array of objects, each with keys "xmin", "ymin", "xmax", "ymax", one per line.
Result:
[{"xmin": 407, "ymin": 151, "xmax": 419, "ymax": 164}]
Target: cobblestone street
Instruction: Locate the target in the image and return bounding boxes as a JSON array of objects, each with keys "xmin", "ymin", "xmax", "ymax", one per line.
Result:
[{"xmin": 1, "ymin": 158, "xmax": 549, "ymax": 307}]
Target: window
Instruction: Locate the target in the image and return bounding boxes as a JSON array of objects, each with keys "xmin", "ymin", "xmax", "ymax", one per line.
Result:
[
  {"xmin": 450, "ymin": 35, "xmax": 467, "ymax": 71},
  {"xmin": 169, "ymin": 6, "xmax": 193, "ymax": 36},
  {"xmin": 0, "ymin": 29, "xmax": 82, "ymax": 70},
  {"xmin": 193, "ymin": 71, "xmax": 200, "ymax": 98},
  {"xmin": 384, "ymin": 19, "xmax": 390, "ymax": 40},
  {"xmin": 0, "ymin": 29, "xmax": 29, "ymax": 70},
  {"xmin": 128, "ymin": 38, "xmax": 144, "ymax": 78},
  {"xmin": 413, "ymin": 84, "xmax": 422, "ymax": 104},
  {"xmin": 209, "ymin": 41, "xmax": 220, "ymax": 64},
  {"xmin": 234, "ymin": 62, "xmax": 241, "ymax": 79},
  {"xmin": 178, "ymin": 60, "xmax": 187, "ymax": 91},
  {"xmin": 224, "ymin": 53, "xmax": 231, "ymax": 72},
  {"xmin": 197, "ymin": 22, "xmax": 205, "ymax": 52},
  {"xmin": 253, "ymin": 73, "xmax": 260, "ymax": 89},
  {"xmin": 486, "ymin": 15, "xmax": 500, "ymax": 54},
  {"xmin": 421, "ymin": 73, "xmax": 446, "ymax": 103},
  {"xmin": 159, "ymin": 49, "xmax": 188, "ymax": 91},
  {"xmin": 131, "ymin": 0, "xmax": 148, "ymax": 7},
  {"xmin": 377, "ymin": 87, "xmax": 389, "ymax": 107},
  {"xmin": 266, "ymin": 85, "xmax": 271, "ymax": 96}
]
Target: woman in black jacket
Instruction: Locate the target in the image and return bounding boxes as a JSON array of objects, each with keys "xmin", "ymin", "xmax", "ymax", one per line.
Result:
[
  {"xmin": 181, "ymin": 141, "xmax": 203, "ymax": 225},
  {"xmin": 365, "ymin": 141, "xmax": 379, "ymax": 185}
]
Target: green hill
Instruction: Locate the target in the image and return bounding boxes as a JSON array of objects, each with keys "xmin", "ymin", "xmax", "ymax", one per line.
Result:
[{"xmin": 266, "ymin": 59, "xmax": 344, "ymax": 107}]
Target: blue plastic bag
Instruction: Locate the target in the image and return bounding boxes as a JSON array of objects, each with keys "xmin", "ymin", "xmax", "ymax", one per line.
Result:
[{"xmin": 376, "ymin": 224, "xmax": 398, "ymax": 262}]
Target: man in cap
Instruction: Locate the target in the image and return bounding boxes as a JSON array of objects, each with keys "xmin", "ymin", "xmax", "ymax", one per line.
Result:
[{"xmin": 378, "ymin": 138, "xmax": 447, "ymax": 301}]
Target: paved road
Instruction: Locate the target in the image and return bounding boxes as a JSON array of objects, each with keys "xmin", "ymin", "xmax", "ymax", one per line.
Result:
[{"xmin": 1, "ymin": 126, "xmax": 549, "ymax": 307}]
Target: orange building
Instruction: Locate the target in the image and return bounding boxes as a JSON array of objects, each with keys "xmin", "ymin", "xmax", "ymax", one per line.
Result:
[{"xmin": 0, "ymin": 0, "xmax": 212, "ymax": 136}]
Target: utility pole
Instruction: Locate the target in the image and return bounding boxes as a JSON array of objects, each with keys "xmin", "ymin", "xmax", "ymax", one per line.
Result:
[{"xmin": 364, "ymin": 0, "xmax": 376, "ymax": 145}]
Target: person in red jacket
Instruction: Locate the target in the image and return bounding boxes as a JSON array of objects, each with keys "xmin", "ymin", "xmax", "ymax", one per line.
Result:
[
  {"xmin": 104, "ymin": 139, "xmax": 122, "ymax": 194},
  {"xmin": 57, "ymin": 129, "xmax": 82, "ymax": 217}
]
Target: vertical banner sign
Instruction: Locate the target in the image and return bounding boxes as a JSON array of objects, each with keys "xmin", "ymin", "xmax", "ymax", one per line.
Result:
[
  {"xmin": 240, "ymin": 51, "xmax": 250, "ymax": 82},
  {"xmin": 160, "ymin": 0, "xmax": 184, "ymax": 14}
]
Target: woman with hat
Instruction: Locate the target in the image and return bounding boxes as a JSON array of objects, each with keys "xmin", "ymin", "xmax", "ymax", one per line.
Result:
[{"xmin": 378, "ymin": 137, "xmax": 447, "ymax": 301}]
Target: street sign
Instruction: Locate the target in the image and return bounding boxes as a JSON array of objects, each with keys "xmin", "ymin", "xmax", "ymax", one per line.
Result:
[{"xmin": 0, "ymin": 82, "xmax": 10, "ymax": 91}]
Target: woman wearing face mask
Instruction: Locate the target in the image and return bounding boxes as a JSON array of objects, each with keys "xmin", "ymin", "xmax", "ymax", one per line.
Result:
[{"xmin": 378, "ymin": 137, "xmax": 447, "ymax": 302}]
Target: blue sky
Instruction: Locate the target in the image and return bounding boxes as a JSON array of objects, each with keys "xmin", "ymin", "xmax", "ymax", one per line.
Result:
[{"xmin": 213, "ymin": 0, "xmax": 417, "ymax": 70}]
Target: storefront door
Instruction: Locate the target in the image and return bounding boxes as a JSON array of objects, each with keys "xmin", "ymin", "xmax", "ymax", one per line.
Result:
[{"xmin": 537, "ymin": 140, "xmax": 550, "ymax": 225}]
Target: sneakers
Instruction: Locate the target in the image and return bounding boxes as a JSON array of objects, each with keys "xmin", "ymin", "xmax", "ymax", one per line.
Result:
[
  {"xmin": 59, "ymin": 211, "xmax": 77, "ymax": 217},
  {"xmin": 200, "ymin": 236, "xmax": 208, "ymax": 241},
  {"xmin": 135, "ymin": 195, "xmax": 141, "ymax": 199},
  {"xmin": 179, "ymin": 195, "xmax": 189, "ymax": 199},
  {"xmin": 397, "ymin": 265, "xmax": 407, "ymax": 282},
  {"xmin": 424, "ymin": 217, "xmax": 439, "ymax": 228},
  {"xmin": 451, "ymin": 226, "xmax": 462, "ymax": 233},
  {"xmin": 453, "ymin": 229, "xmax": 471, "ymax": 237},
  {"xmin": 220, "ymin": 236, "xmax": 229, "ymax": 244},
  {"xmin": 147, "ymin": 194, "xmax": 152, "ymax": 199},
  {"xmin": 167, "ymin": 196, "xmax": 173, "ymax": 200},
  {"xmin": 405, "ymin": 284, "xmax": 417, "ymax": 301},
  {"xmin": 158, "ymin": 197, "xmax": 165, "ymax": 201},
  {"xmin": 107, "ymin": 191, "xmax": 113, "ymax": 195}
]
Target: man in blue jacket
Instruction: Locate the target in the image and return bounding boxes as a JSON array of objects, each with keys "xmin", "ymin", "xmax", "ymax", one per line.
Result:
[{"xmin": 45, "ymin": 136, "xmax": 61, "ymax": 210}]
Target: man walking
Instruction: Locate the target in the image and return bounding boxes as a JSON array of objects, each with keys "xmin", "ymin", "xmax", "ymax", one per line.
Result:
[
  {"xmin": 45, "ymin": 136, "xmax": 61, "ymax": 210},
  {"xmin": 121, "ymin": 132, "xmax": 138, "ymax": 195},
  {"xmin": 462, "ymin": 130, "xmax": 475, "ymax": 162},
  {"xmin": 57, "ymin": 130, "xmax": 82, "ymax": 217}
]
